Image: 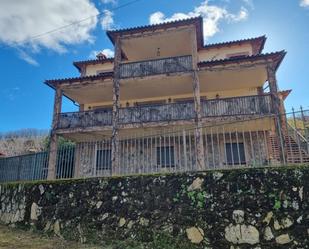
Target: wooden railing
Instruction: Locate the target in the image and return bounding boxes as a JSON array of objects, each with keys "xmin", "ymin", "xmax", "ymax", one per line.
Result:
[
  {"xmin": 57, "ymin": 94, "xmax": 272, "ymax": 129},
  {"xmin": 201, "ymin": 94, "xmax": 272, "ymax": 117},
  {"xmin": 119, "ymin": 55, "xmax": 193, "ymax": 78},
  {"xmin": 58, "ymin": 109, "xmax": 112, "ymax": 129},
  {"xmin": 119, "ymin": 102, "xmax": 195, "ymax": 124}
]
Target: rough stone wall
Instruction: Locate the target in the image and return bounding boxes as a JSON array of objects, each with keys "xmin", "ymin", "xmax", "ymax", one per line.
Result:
[{"xmin": 1, "ymin": 166, "xmax": 307, "ymax": 248}]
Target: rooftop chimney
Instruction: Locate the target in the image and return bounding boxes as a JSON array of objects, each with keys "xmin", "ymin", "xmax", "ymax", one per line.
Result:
[{"xmin": 96, "ymin": 52, "xmax": 107, "ymax": 60}]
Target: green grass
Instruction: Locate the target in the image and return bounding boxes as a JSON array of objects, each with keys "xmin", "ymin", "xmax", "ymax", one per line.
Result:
[{"xmin": 0, "ymin": 225, "xmax": 100, "ymax": 249}]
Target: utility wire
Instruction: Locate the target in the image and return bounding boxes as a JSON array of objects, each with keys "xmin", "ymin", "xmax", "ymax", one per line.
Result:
[{"xmin": 0, "ymin": 0, "xmax": 143, "ymax": 49}]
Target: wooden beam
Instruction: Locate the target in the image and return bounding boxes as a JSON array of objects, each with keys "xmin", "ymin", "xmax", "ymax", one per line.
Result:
[
  {"xmin": 47, "ymin": 87, "xmax": 62, "ymax": 180},
  {"xmin": 267, "ymin": 63, "xmax": 285, "ymax": 163},
  {"xmin": 120, "ymin": 25, "xmax": 194, "ymax": 41},
  {"xmin": 267, "ymin": 63, "xmax": 279, "ymax": 114},
  {"xmin": 111, "ymin": 35, "xmax": 122, "ymax": 175},
  {"xmin": 191, "ymin": 28, "xmax": 205, "ymax": 170}
]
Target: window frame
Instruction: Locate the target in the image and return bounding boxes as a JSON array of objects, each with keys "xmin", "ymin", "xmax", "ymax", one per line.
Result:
[
  {"xmin": 156, "ymin": 146, "xmax": 175, "ymax": 168},
  {"xmin": 225, "ymin": 142, "xmax": 246, "ymax": 165},
  {"xmin": 95, "ymin": 148, "xmax": 112, "ymax": 171}
]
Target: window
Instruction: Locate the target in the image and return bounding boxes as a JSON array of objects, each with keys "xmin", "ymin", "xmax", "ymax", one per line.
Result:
[
  {"xmin": 157, "ymin": 146, "xmax": 175, "ymax": 167},
  {"xmin": 226, "ymin": 52, "xmax": 249, "ymax": 60},
  {"xmin": 96, "ymin": 149, "xmax": 111, "ymax": 170},
  {"xmin": 225, "ymin": 143, "xmax": 246, "ymax": 165},
  {"xmin": 96, "ymin": 70, "xmax": 111, "ymax": 75}
]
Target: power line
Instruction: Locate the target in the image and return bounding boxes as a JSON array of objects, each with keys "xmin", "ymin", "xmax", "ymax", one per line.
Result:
[{"xmin": 0, "ymin": 0, "xmax": 143, "ymax": 49}]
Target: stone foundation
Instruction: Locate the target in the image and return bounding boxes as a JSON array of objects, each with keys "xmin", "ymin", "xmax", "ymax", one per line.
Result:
[{"xmin": 0, "ymin": 165, "xmax": 308, "ymax": 248}]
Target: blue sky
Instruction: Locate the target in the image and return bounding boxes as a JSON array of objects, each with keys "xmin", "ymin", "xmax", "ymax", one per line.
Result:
[{"xmin": 0, "ymin": 0, "xmax": 309, "ymax": 132}]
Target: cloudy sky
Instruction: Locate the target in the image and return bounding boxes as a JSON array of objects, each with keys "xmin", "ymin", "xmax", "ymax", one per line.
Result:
[{"xmin": 0, "ymin": 0, "xmax": 309, "ymax": 131}]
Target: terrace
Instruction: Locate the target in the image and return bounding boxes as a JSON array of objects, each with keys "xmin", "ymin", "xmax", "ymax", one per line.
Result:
[{"xmin": 57, "ymin": 94, "xmax": 273, "ymax": 130}]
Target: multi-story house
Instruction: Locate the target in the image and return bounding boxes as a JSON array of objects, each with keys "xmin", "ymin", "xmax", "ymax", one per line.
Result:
[{"xmin": 45, "ymin": 17, "xmax": 308, "ymax": 179}]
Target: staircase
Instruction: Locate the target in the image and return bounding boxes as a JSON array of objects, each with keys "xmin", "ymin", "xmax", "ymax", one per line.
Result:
[
  {"xmin": 268, "ymin": 127, "xmax": 309, "ymax": 164},
  {"xmin": 285, "ymin": 125, "xmax": 309, "ymax": 163},
  {"xmin": 268, "ymin": 134, "xmax": 281, "ymax": 163}
]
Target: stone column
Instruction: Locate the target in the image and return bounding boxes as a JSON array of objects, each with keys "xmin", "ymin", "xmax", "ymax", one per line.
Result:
[
  {"xmin": 191, "ymin": 28, "xmax": 205, "ymax": 170},
  {"xmin": 111, "ymin": 35, "xmax": 121, "ymax": 175},
  {"xmin": 47, "ymin": 87, "xmax": 62, "ymax": 180}
]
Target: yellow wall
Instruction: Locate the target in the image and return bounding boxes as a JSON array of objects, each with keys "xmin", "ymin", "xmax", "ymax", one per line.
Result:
[
  {"xmin": 85, "ymin": 62, "xmax": 113, "ymax": 76},
  {"xmin": 198, "ymin": 43, "xmax": 253, "ymax": 62},
  {"xmin": 83, "ymin": 44, "xmax": 253, "ymax": 76},
  {"xmin": 83, "ymin": 88, "xmax": 258, "ymax": 110}
]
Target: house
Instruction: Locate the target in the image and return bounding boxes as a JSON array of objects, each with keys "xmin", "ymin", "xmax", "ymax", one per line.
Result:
[{"xmin": 45, "ymin": 17, "xmax": 309, "ymax": 179}]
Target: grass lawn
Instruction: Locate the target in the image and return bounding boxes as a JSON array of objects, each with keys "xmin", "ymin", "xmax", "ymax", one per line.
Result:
[{"xmin": 0, "ymin": 225, "xmax": 101, "ymax": 249}]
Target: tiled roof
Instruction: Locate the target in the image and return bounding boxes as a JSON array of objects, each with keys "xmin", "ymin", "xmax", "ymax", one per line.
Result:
[
  {"xmin": 73, "ymin": 58, "xmax": 114, "ymax": 71},
  {"xmin": 279, "ymin": 89, "xmax": 292, "ymax": 100},
  {"xmin": 45, "ymin": 72, "xmax": 113, "ymax": 87},
  {"xmin": 202, "ymin": 36, "xmax": 266, "ymax": 54},
  {"xmin": 198, "ymin": 51, "xmax": 286, "ymax": 70},
  {"xmin": 106, "ymin": 16, "xmax": 204, "ymax": 49}
]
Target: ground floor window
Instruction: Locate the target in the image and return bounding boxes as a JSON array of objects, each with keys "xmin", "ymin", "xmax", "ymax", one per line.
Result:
[
  {"xmin": 157, "ymin": 146, "xmax": 175, "ymax": 167},
  {"xmin": 225, "ymin": 143, "xmax": 246, "ymax": 165},
  {"xmin": 96, "ymin": 149, "xmax": 111, "ymax": 170}
]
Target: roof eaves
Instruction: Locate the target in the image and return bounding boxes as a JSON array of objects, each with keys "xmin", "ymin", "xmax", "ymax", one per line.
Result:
[
  {"xmin": 258, "ymin": 35, "xmax": 267, "ymax": 54},
  {"xmin": 106, "ymin": 16, "xmax": 204, "ymax": 47},
  {"xmin": 44, "ymin": 72, "xmax": 114, "ymax": 87},
  {"xmin": 198, "ymin": 51, "xmax": 286, "ymax": 70},
  {"xmin": 202, "ymin": 35, "xmax": 267, "ymax": 52},
  {"xmin": 73, "ymin": 58, "xmax": 114, "ymax": 71}
]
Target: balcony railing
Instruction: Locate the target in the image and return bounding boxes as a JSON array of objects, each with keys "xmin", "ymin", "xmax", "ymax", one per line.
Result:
[
  {"xmin": 57, "ymin": 94, "xmax": 272, "ymax": 129},
  {"xmin": 119, "ymin": 102, "xmax": 195, "ymax": 124},
  {"xmin": 201, "ymin": 94, "xmax": 272, "ymax": 117},
  {"xmin": 58, "ymin": 109, "xmax": 112, "ymax": 129},
  {"xmin": 119, "ymin": 55, "xmax": 193, "ymax": 79}
]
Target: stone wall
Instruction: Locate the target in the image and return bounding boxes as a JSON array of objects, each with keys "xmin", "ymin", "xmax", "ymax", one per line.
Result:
[{"xmin": 0, "ymin": 165, "xmax": 308, "ymax": 248}]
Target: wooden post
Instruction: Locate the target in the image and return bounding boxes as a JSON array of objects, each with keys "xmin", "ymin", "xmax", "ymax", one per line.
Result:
[
  {"xmin": 267, "ymin": 63, "xmax": 285, "ymax": 163},
  {"xmin": 47, "ymin": 87, "xmax": 62, "ymax": 180},
  {"xmin": 111, "ymin": 35, "xmax": 121, "ymax": 175},
  {"xmin": 190, "ymin": 27, "xmax": 205, "ymax": 170},
  {"xmin": 267, "ymin": 63, "xmax": 280, "ymax": 115}
]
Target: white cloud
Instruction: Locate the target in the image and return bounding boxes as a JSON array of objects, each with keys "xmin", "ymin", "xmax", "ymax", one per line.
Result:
[
  {"xmin": 101, "ymin": 9, "xmax": 114, "ymax": 30},
  {"xmin": 149, "ymin": 0, "xmax": 249, "ymax": 40},
  {"xmin": 300, "ymin": 0, "xmax": 309, "ymax": 7},
  {"xmin": 17, "ymin": 50, "xmax": 39, "ymax": 66},
  {"xmin": 89, "ymin": 48, "xmax": 114, "ymax": 59},
  {"xmin": 242, "ymin": 0, "xmax": 254, "ymax": 9},
  {"xmin": 101, "ymin": 0, "xmax": 117, "ymax": 4},
  {"xmin": 0, "ymin": 0, "xmax": 99, "ymax": 53}
]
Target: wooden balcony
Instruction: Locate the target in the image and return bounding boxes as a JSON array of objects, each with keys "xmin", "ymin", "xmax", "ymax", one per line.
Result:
[
  {"xmin": 57, "ymin": 94, "xmax": 273, "ymax": 130},
  {"xmin": 119, "ymin": 55, "xmax": 193, "ymax": 79}
]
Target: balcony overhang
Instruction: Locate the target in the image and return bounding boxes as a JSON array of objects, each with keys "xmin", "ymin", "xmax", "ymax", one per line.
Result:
[
  {"xmin": 58, "ymin": 115, "xmax": 275, "ymax": 142},
  {"xmin": 45, "ymin": 73, "xmax": 114, "ymax": 104},
  {"xmin": 198, "ymin": 51, "xmax": 286, "ymax": 92},
  {"xmin": 45, "ymin": 51, "xmax": 286, "ymax": 105},
  {"xmin": 107, "ymin": 17, "xmax": 203, "ymax": 61}
]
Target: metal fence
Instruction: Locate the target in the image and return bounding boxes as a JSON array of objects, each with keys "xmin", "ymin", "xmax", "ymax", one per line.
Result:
[
  {"xmin": 0, "ymin": 109, "xmax": 309, "ymax": 183},
  {"xmin": 0, "ymin": 152, "xmax": 48, "ymax": 182},
  {"xmin": 0, "ymin": 147, "xmax": 75, "ymax": 182}
]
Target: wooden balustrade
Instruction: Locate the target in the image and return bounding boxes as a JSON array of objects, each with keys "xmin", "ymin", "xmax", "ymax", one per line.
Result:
[
  {"xmin": 57, "ymin": 94, "xmax": 272, "ymax": 129},
  {"xmin": 119, "ymin": 55, "xmax": 193, "ymax": 78}
]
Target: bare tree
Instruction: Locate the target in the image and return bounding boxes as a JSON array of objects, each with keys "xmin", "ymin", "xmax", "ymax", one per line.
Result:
[{"xmin": 0, "ymin": 129, "xmax": 49, "ymax": 157}]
